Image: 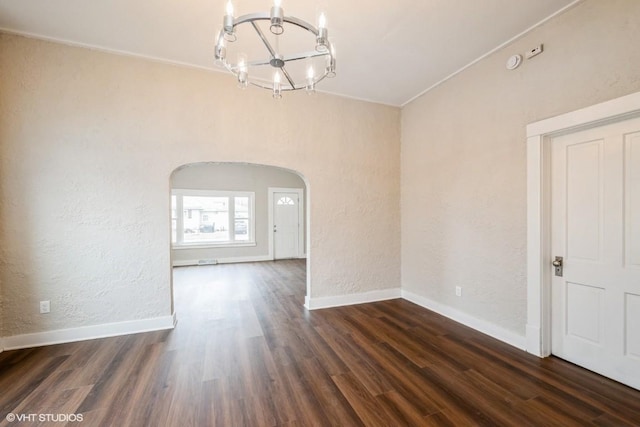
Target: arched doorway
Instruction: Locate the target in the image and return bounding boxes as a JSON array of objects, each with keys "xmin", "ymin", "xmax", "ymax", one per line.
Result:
[{"xmin": 168, "ymin": 162, "xmax": 310, "ymax": 318}]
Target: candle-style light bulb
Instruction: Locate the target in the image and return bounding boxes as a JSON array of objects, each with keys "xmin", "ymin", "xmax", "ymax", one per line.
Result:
[
  {"xmin": 318, "ymin": 13, "xmax": 326, "ymax": 29},
  {"xmin": 306, "ymin": 66, "xmax": 315, "ymax": 94},
  {"xmin": 237, "ymin": 58, "xmax": 248, "ymax": 88},
  {"xmin": 316, "ymin": 13, "xmax": 328, "ymax": 52},
  {"xmin": 214, "ymin": 35, "xmax": 226, "ymax": 64},
  {"xmin": 223, "ymin": 0, "xmax": 236, "ymax": 41},
  {"xmin": 327, "ymin": 45, "xmax": 336, "ymax": 78},
  {"xmin": 273, "ymin": 72, "xmax": 282, "ymax": 99},
  {"xmin": 270, "ymin": 0, "xmax": 284, "ymax": 34}
]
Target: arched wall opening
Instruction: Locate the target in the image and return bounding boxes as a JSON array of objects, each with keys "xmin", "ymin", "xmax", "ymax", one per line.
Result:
[{"xmin": 168, "ymin": 162, "xmax": 311, "ymax": 314}]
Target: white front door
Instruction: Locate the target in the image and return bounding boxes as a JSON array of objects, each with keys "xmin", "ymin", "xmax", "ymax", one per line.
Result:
[
  {"xmin": 273, "ymin": 191, "xmax": 300, "ymax": 259},
  {"xmin": 551, "ymin": 116, "xmax": 640, "ymax": 390}
]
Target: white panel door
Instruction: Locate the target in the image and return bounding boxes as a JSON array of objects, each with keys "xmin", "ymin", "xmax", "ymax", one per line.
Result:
[
  {"xmin": 274, "ymin": 192, "xmax": 299, "ymax": 260},
  {"xmin": 551, "ymin": 116, "xmax": 640, "ymax": 390}
]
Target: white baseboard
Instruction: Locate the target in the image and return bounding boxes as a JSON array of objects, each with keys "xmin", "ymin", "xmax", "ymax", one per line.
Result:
[
  {"xmin": 305, "ymin": 288, "xmax": 401, "ymax": 310},
  {"xmin": 173, "ymin": 255, "xmax": 272, "ymax": 267},
  {"xmin": 1, "ymin": 289, "xmax": 525, "ymax": 354},
  {"xmin": 401, "ymin": 290, "xmax": 526, "ymax": 351},
  {"xmin": 2, "ymin": 312, "xmax": 177, "ymax": 351}
]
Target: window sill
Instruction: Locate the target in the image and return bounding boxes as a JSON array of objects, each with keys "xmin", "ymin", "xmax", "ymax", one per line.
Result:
[{"xmin": 172, "ymin": 242, "xmax": 257, "ymax": 250}]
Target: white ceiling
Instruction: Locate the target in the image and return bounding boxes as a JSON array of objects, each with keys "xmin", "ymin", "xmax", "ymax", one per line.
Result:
[{"xmin": 0, "ymin": 0, "xmax": 579, "ymax": 106}]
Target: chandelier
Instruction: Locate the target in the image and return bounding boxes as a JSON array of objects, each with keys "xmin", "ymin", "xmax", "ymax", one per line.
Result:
[{"xmin": 214, "ymin": 0, "xmax": 336, "ymax": 98}]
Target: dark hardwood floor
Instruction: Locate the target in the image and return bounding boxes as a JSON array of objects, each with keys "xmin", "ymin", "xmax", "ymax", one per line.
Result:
[{"xmin": 1, "ymin": 259, "xmax": 640, "ymax": 426}]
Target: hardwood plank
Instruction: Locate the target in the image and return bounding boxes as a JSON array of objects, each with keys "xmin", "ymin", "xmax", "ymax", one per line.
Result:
[
  {"xmin": 591, "ymin": 412, "xmax": 640, "ymax": 427},
  {"xmin": 298, "ymin": 356, "xmax": 363, "ymax": 426},
  {"xmin": 277, "ymin": 351, "xmax": 333, "ymax": 425},
  {"xmin": 461, "ymin": 369, "xmax": 546, "ymax": 424},
  {"xmin": 331, "ymin": 372, "xmax": 388, "ymax": 427},
  {"xmin": 467, "ymin": 334, "xmax": 640, "ymax": 424},
  {"xmin": 525, "ymin": 395, "xmax": 591, "ymax": 427},
  {"xmin": 0, "ymin": 355, "xmax": 69, "ymax": 416},
  {"xmin": 416, "ymin": 365, "xmax": 501, "ymax": 426},
  {"xmin": 375, "ymin": 390, "xmax": 431, "ymax": 426},
  {"xmin": 337, "ymin": 311, "xmax": 434, "ymax": 368},
  {"xmin": 315, "ymin": 322, "xmax": 394, "ymax": 396},
  {"xmin": 6, "ymin": 369, "xmax": 76, "ymax": 416},
  {"xmin": 351, "ymin": 339, "xmax": 443, "ymax": 416},
  {"xmin": 293, "ymin": 321, "xmax": 349, "ymax": 376},
  {"xmin": 423, "ymin": 409, "xmax": 481, "ymax": 427},
  {"xmin": 430, "ymin": 332, "xmax": 543, "ymax": 400}
]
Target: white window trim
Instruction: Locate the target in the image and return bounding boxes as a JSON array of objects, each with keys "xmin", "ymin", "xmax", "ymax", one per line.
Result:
[
  {"xmin": 525, "ymin": 91, "xmax": 640, "ymax": 358},
  {"xmin": 171, "ymin": 189, "xmax": 256, "ymax": 249}
]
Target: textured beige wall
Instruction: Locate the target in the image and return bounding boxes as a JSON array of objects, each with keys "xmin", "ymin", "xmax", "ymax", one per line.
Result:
[
  {"xmin": 402, "ymin": 0, "xmax": 640, "ymax": 336},
  {"xmin": 170, "ymin": 162, "xmax": 306, "ymax": 263},
  {"xmin": 0, "ymin": 34, "xmax": 400, "ymax": 337}
]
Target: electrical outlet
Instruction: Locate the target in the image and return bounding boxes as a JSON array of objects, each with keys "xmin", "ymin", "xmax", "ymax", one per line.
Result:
[
  {"xmin": 526, "ymin": 44, "xmax": 543, "ymax": 59},
  {"xmin": 40, "ymin": 300, "xmax": 50, "ymax": 314},
  {"xmin": 455, "ymin": 286, "xmax": 462, "ymax": 297}
]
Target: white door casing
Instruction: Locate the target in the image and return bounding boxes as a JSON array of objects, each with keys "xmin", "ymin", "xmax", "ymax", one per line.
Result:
[
  {"xmin": 549, "ymin": 118, "xmax": 640, "ymax": 389},
  {"xmin": 268, "ymin": 187, "xmax": 304, "ymax": 260},
  {"xmin": 527, "ymin": 92, "xmax": 640, "ymax": 360}
]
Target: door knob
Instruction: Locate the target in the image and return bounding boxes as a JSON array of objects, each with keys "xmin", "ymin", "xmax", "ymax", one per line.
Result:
[{"xmin": 553, "ymin": 256, "xmax": 563, "ymax": 277}]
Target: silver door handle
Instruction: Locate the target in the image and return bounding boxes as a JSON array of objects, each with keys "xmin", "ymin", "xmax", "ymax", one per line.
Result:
[{"xmin": 553, "ymin": 256, "xmax": 563, "ymax": 277}]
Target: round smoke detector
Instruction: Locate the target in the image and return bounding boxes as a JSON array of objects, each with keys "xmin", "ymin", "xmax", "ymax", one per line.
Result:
[{"xmin": 506, "ymin": 54, "xmax": 522, "ymax": 70}]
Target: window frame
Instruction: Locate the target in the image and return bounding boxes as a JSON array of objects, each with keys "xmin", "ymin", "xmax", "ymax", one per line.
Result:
[{"xmin": 171, "ymin": 189, "xmax": 256, "ymax": 249}]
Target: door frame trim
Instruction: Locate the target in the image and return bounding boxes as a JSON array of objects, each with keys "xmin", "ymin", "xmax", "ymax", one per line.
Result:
[
  {"xmin": 268, "ymin": 187, "xmax": 305, "ymax": 260},
  {"xmin": 525, "ymin": 91, "xmax": 640, "ymax": 357}
]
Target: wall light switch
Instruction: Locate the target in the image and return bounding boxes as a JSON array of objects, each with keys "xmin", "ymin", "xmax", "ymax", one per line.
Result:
[{"xmin": 455, "ymin": 286, "xmax": 462, "ymax": 297}]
